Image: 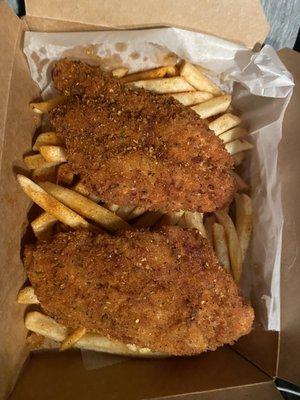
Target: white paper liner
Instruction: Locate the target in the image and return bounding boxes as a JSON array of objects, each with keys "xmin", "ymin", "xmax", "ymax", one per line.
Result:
[{"xmin": 23, "ymin": 28, "xmax": 294, "ymax": 368}]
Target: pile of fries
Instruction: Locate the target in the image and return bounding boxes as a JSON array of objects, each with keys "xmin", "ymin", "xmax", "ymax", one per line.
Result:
[{"xmin": 18, "ymin": 60, "xmax": 253, "ymax": 354}]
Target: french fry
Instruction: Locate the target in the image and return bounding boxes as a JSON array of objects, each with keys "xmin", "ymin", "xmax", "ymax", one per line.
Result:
[
  {"xmin": 169, "ymin": 91, "xmax": 213, "ymax": 106},
  {"xmin": 17, "ymin": 175, "xmax": 90, "ymax": 230},
  {"xmin": 127, "ymin": 206, "xmax": 146, "ymax": 221},
  {"xmin": 219, "ymin": 126, "xmax": 248, "ymax": 144},
  {"xmin": 215, "ymin": 211, "xmax": 243, "ymax": 282},
  {"xmin": 24, "ymin": 154, "xmax": 61, "ymax": 170},
  {"xmin": 33, "ymin": 132, "xmax": 63, "ymax": 150},
  {"xmin": 132, "ymin": 211, "xmax": 164, "ymax": 228},
  {"xmin": 225, "ymin": 139, "xmax": 253, "ymax": 155},
  {"xmin": 40, "ymin": 182, "xmax": 130, "ymax": 232},
  {"xmin": 106, "ymin": 203, "xmax": 120, "ymax": 213},
  {"xmin": 180, "ymin": 62, "xmax": 221, "ymax": 95},
  {"xmin": 208, "ymin": 113, "xmax": 241, "ymax": 135},
  {"xmin": 32, "ymin": 166, "xmax": 57, "ymax": 183},
  {"xmin": 121, "ymin": 65, "xmax": 177, "ymax": 84},
  {"xmin": 181, "ymin": 211, "xmax": 206, "ymax": 237},
  {"xmin": 127, "ymin": 77, "xmax": 195, "ymax": 94},
  {"xmin": 31, "ymin": 212, "xmax": 57, "ymax": 239},
  {"xmin": 73, "ymin": 182, "xmax": 101, "ymax": 203},
  {"xmin": 112, "ymin": 67, "xmax": 129, "ymax": 78},
  {"xmin": 212, "ymin": 223, "xmax": 231, "ymax": 272},
  {"xmin": 25, "ymin": 311, "xmax": 164, "ymax": 356},
  {"xmin": 232, "ymin": 172, "xmax": 249, "ymax": 192},
  {"xmin": 235, "ymin": 193, "xmax": 253, "ymax": 260},
  {"xmin": 233, "ymin": 152, "xmax": 245, "ymax": 166},
  {"xmin": 204, "ymin": 215, "xmax": 216, "ymax": 245},
  {"xmin": 57, "ymin": 164, "xmax": 74, "ymax": 186},
  {"xmin": 116, "ymin": 205, "xmax": 136, "ymax": 221},
  {"xmin": 30, "ymin": 95, "xmax": 66, "ymax": 114},
  {"xmin": 155, "ymin": 211, "xmax": 184, "ymax": 227},
  {"xmin": 191, "ymin": 94, "xmax": 231, "ymax": 119},
  {"xmin": 59, "ymin": 327, "xmax": 87, "ymax": 351},
  {"xmin": 39, "ymin": 146, "xmax": 67, "ymax": 163},
  {"xmin": 17, "ymin": 286, "xmax": 39, "ymax": 304}
]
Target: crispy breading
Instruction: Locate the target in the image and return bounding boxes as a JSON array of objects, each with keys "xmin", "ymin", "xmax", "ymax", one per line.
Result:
[
  {"xmin": 50, "ymin": 60, "xmax": 236, "ymax": 212},
  {"xmin": 25, "ymin": 226, "xmax": 253, "ymax": 355}
]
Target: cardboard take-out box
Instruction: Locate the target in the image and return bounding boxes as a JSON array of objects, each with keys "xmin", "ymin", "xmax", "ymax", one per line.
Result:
[{"xmin": 0, "ymin": 0, "xmax": 299, "ymax": 398}]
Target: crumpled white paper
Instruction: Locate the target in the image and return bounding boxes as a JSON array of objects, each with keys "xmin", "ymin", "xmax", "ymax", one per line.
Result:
[{"xmin": 23, "ymin": 28, "xmax": 294, "ymax": 343}]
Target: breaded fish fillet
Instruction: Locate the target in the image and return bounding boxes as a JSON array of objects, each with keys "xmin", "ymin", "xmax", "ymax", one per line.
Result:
[
  {"xmin": 25, "ymin": 226, "xmax": 253, "ymax": 355},
  {"xmin": 50, "ymin": 60, "xmax": 236, "ymax": 213}
]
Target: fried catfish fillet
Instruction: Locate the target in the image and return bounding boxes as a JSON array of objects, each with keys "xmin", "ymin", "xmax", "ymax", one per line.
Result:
[
  {"xmin": 25, "ymin": 227, "xmax": 253, "ymax": 355},
  {"xmin": 50, "ymin": 59, "xmax": 236, "ymax": 213}
]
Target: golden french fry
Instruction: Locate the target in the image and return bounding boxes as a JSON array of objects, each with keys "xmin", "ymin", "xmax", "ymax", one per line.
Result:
[
  {"xmin": 132, "ymin": 211, "xmax": 164, "ymax": 228},
  {"xmin": 59, "ymin": 327, "xmax": 87, "ymax": 351},
  {"xmin": 215, "ymin": 211, "xmax": 243, "ymax": 283},
  {"xmin": 17, "ymin": 175, "xmax": 90, "ymax": 230},
  {"xmin": 232, "ymin": 172, "xmax": 249, "ymax": 192},
  {"xmin": 169, "ymin": 91, "xmax": 213, "ymax": 106},
  {"xmin": 121, "ymin": 65, "xmax": 177, "ymax": 84},
  {"xmin": 40, "ymin": 182, "xmax": 130, "ymax": 232},
  {"xmin": 106, "ymin": 203, "xmax": 120, "ymax": 213},
  {"xmin": 33, "ymin": 132, "xmax": 63, "ymax": 150},
  {"xmin": 225, "ymin": 139, "xmax": 253, "ymax": 155},
  {"xmin": 31, "ymin": 212, "xmax": 57, "ymax": 239},
  {"xmin": 32, "ymin": 166, "xmax": 57, "ymax": 183},
  {"xmin": 219, "ymin": 126, "xmax": 248, "ymax": 144},
  {"xmin": 127, "ymin": 77, "xmax": 195, "ymax": 94},
  {"xmin": 73, "ymin": 182, "xmax": 101, "ymax": 203},
  {"xmin": 182, "ymin": 211, "xmax": 206, "ymax": 238},
  {"xmin": 30, "ymin": 95, "xmax": 66, "ymax": 114},
  {"xmin": 204, "ymin": 215, "xmax": 216, "ymax": 245},
  {"xmin": 235, "ymin": 193, "xmax": 253, "ymax": 260},
  {"xmin": 213, "ymin": 223, "xmax": 231, "ymax": 272},
  {"xmin": 17, "ymin": 286, "xmax": 39, "ymax": 304},
  {"xmin": 116, "ymin": 205, "xmax": 136, "ymax": 221},
  {"xmin": 127, "ymin": 206, "xmax": 146, "ymax": 221},
  {"xmin": 39, "ymin": 146, "xmax": 67, "ymax": 163},
  {"xmin": 155, "ymin": 211, "xmax": 184, "ymax": 227},
  {"xmin": 57, "ymin": 164, "xmax": 74, "ymax": 186},
  {"xmin": 112, "ymin": 67, "xmax": 129, "ymax": 78},
  {"xmin": 191, "ymin": 95, "xmax": 231, "ymax": 119},
  {"xmin": 180, "ymin": 62, "xmax": 221, "ymax": 95},
  {"xmin": 25, "ymin": 311, "xmax": 163, "ymax": 356},
  {"xmin": 208, "ymin": 113, "xmax": 241, "ymax": 135},
  {"xmin": 233, "ymin": 152, "xmax": 245, "ymax": 166},
  {"xmin": 24, "ymin": 154, "xmax": 61, "ymax": 170}
]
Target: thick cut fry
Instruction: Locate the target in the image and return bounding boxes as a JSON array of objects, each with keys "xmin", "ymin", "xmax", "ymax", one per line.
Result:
[
  {"xmin": 132, "ymin": 211, "xmax": 164, "ymax": 228},
  {"xmin": 40, "ymin": 182, "xmax": 130, "ymax": 232},
  {"xmin": 204, "ymin": 215, "xmax": 216, "ymax": 245},
  {"xmin": 155, "ymin": 211, "xmax": 184, "ymax": 227},
  {"xmin": 17, "ymin": 175, "xmax": 90, "ymax": 229},
  {"xmin": 31, "ymin": 212, "xmax": 57, "ymax": 239},
  {"xmin": 219, "ymin": 126, "xmax": 248, "ymax": 144},
  {"xmin": 59, "ymin": 327, "xmax": 87, "ymax": 351},
  {"xmin": 30, "ymin": 95, "xmax": 66, "ymax": 114},
  {"xmin": 180, "ymin": 62, "xmax": 221, "ymax": 95},
  {"xmin": 127, "ymin": 77, "xmax": 195, "ymax": 94},
  {"xmin": 33, "ymin": 132, "xmax": 63, "ymax": 150},
  {"xmin": 208, "ymin": 113, "xmax": 241, "ymax": 135},
  {"xmin": 213, "ymin": 223, "xmax": 231, "ymax": 273},
  {"xmin": 169, "ymin": 91, "xmax": 213, "ymax": 106},
  {"xmin": 106, "ymin": 203, "xmax": 120, "ymax": 213},
  {"xmin": 32, "ymin": 166, "xmax": 56, "ymax": 183},
  {"xmin": 215, "ymin": 211, "xmax": 243, "ymax": 283},
  {"xmin": 116, "ymin": 205, "xmax": 136, "ymax": 221},
  {"xmin": 191, "ymin": 95, "xmax": 231, "ymax": 119},
  {"xmin": 24, "ymin": 154, "xmax": 61, "ymax": 170},
  {"xmin": 225, "ymin": 139, "xmax": 253, "ymax": 155},
  {"xmin": 181, "ymin": 211, "xmax": 206, "ymax": 237},
  {"xmin": 232, "ymin": 172, "xmax": 249, "ymax": 192},
  {"xmin": 121, "ymin": 65, "xmax": 177, "ymax": 84},
  {"xmin": 235, "ymin": 193, "xmax": 253, "ymax": 260},
  {"xmin": 112, "ymin": 67, "xmax": 129, "ymax": 78},
  {"xmin": 127, "ymin": 206, "xmax": 146, "ymax": 221},
  {"xmin": 57, "ymin": 164, "xmax": 74, "ymax": 186},
  {"xmin": 39, "ymin": 146, "xmax": 67, "ymax": 163},
  {"xmin": 17, "ymin": 286, "xmax": 39, "ymax": 304},
  {"xmin": 233, "ymin": 152, "xmax": 245, "ymax": 166},
  {"xmin": 73, "ymin": 182, "xmax": 101, "ymax": 203},
  {"xmin": 25, "ymin": 312, "xmax": 163, "ymax": 356}
]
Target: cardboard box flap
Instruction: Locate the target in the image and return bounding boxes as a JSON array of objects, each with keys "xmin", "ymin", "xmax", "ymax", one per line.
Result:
[
  {"xmin": 277, "ymin": 48, "xmax": 300, "ymax": 386},
  {"xmin": 25, "ymin": 0, "xmax": 269, "ymax": 49}
]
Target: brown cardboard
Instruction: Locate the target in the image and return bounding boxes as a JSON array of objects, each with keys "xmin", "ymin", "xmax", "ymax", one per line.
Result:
[{"xmin": 25, "ymin": 0, "xmax": 269, "ymax": 49}]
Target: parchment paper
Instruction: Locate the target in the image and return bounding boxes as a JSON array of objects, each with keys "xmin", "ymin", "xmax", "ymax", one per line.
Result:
[{"xmin": 23, "ymin": 28, "xmax": 294, "ymax": 368}]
